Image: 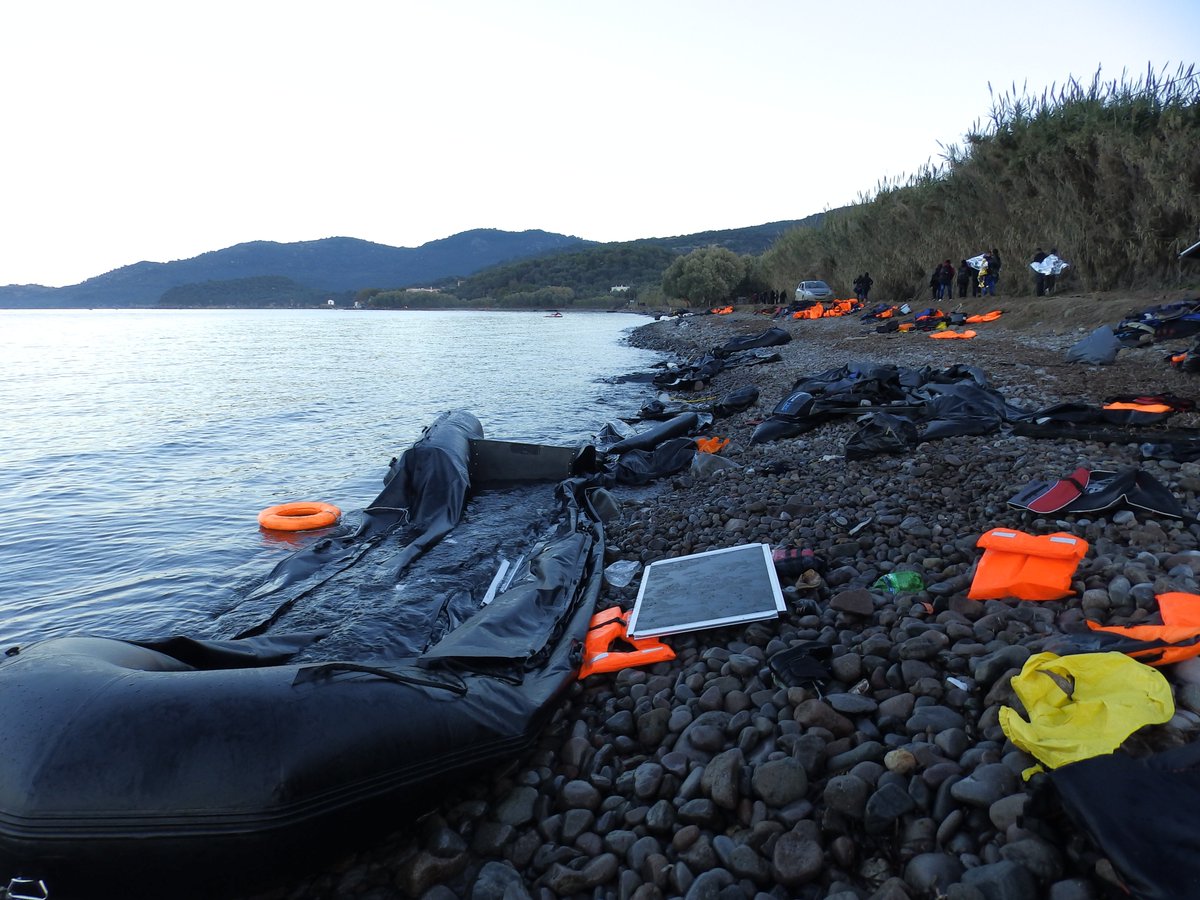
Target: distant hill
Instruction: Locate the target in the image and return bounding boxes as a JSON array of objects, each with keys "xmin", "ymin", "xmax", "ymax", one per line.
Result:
[
  {"xmin": 160, "ymin": 276, "xmax": 331, "ymax": 308},
  {"xmin": 451, "ymin": 244, "xmax": 681, "ymax": 303},
  {"xmin": 0, "ymin": 230, "xmax": 593, "ymax": 309},
  {"xmin": 0, "ymin": 216, "xmax": 826, "ymax": 309},
  {"xmin": 628, "ymin": 215, "xmax": 825, "ymax": 256},
  {"xmin": 447, "ymin": 217, "xmax": 826, "ymax": 303}
]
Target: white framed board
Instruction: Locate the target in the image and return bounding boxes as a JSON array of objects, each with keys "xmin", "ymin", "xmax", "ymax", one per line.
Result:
[{"xmin": 627, "ymin": 543, "xmax": 786, "ymax": 639}]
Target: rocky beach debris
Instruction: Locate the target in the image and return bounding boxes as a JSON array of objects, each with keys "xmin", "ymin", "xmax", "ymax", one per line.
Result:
[{"xmin": 252, "ymin": 302, "xmax": 1200, "ymax": 900}]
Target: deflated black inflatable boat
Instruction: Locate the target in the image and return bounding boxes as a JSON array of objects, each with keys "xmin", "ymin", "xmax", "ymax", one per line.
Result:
[{"xmin": 0, "ymin": 411, "xmax": 605, "ymax": 897}]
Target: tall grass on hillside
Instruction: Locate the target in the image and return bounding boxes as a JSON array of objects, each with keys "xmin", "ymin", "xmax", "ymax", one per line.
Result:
[{"xmin": 759, "ymin": 64, "xmax": 1200, "ymax": 301}]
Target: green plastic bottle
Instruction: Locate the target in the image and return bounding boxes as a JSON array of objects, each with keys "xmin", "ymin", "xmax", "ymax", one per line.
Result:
[{"xmin": 873, "ymin": 571, "xmax": 925, "ymax": 594}]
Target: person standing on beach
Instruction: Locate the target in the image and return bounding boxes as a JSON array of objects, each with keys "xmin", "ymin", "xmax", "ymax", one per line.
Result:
[
  {"xmin": 937, "ymin": 260, "xmax": 954, "ymax": 301},
  {"xmin": 1032, "ymin": 247, "xmax": 1048, "ymax": 296},
  {"xmin": 978, "ymin": 255, "xmax": 994, "ymax": 296},
  {"xmin": 990, "ymin": 249, "xmax": 1002, "ymax": 294},
  {"xmin": 1044, "ymin": 248, "xmax": 1060, "ymax": 294},
  {"xmin": 956, "ymin": 259, "xmax": 971, "ymax": 298}
]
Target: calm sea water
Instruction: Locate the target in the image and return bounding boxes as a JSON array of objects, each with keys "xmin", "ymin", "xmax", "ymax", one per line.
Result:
[{"xmin": 0, "ymin": 308, "xmax": 663, "ymax": 648}]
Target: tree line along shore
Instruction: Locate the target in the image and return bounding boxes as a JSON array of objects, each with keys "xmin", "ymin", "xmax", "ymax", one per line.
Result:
[{"xmin": 365, "ymin": 65, "xmax": 1199, "ymax": 314}]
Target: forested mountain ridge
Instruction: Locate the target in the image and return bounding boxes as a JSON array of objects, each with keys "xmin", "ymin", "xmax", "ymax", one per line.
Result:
[
  {"xmin": 630, "ymin": 215, "xmax": 823, "ymax": 256},
  {"xmin": 0, "ymin": 230, "xmax": 593, "ymax": 308},
  {"xmin": 444, "ymin": 216, "xmax": 825, "ymax": 304},
  {"xmin": 0, "ymin": 216, "xmax": 824, "ymax": 309}
]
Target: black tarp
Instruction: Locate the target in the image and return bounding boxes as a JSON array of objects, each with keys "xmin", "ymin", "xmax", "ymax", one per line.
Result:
[
  {"xmin": 229, "ymin": 410, "xmax": 482, "ymax": 641},
  {"xmin": 1044, "ymin": 742, "xmax": 1200, "ymax": 900},
  {"xmin": 715, "ymin": 327, "xmax": 792, "ymax": 355}
]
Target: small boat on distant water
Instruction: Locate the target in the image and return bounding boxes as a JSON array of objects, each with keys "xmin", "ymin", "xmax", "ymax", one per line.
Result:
[{"xmin": 545, "ymin": 309, "xmax": 563, "ymax": 317}]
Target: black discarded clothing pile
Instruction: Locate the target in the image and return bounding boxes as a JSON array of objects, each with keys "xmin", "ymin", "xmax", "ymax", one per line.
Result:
[
  {"xmin": 1142, "ymin": 439, "xmax": 1200, "ymax": 463},
  {"xmin": 714, "ymin": 327, "xmax": 791, "ymax": 356},
  {"xmin": 633, "ymin": 385, "xmax": 761, "ymax": 424},
  {"xmin": 599, "ymin": 412, "xmax": 702, "ymax": 455},
  {"xmin": 651, "ymin": 354, "xmax": 725, "ymax": 390},
  {"xmin": 859, "ymin": 304, "xmax": 906, "ymax": 321},
  {"xmin": 649, "ymin": 327, "xmax": 790, "ymax": 392},
  {"xmin": 607, "ymin": 438, "xmax": 699, "ymax": 486},
  {"xmin": 594, "ymin": 412, "xmax": 705, "ymax": 485},
  {"xmin": 1114, "ymin": 297, "xmax": 1200, "ymax": 346},
  {"xmin": 722, "ymin": 349, "xmax": 784, "ymax": 370},
  {"xmin": 1012, "ymin": 395, "xmax": 1195, "ymax": 443},
  {"xmin": 751, "ymin": 362, "xmax": 1034, "ymax": 458}
]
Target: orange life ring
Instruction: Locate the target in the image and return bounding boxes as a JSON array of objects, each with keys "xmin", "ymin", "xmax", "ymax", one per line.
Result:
[{"xmin": 257, "ymin": 501, "xmax": 341, "ymax": 532}]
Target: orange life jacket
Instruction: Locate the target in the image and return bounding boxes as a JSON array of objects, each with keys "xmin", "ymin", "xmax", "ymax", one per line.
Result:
[
  {"xmin": 792, "ymin": 303, "xmax": 824, "ymax": 320},
  {"xmin": 578, "ymin": 607, "xmax": 675, "ymax": 679},
  {"xmin": 968, "ymin": 528, "xmax": 1088, "ymax": 601},
  {"xmin": 1087, "ymin": 592, "xmax": 1200, "ymax": 665},
  {"xmin": 929, "ymin": 329, "xmax": 977, "ymax": 339},
  {"xmin": 965, "ymin": 310, "xmax": 1003, "ymax": 323}
]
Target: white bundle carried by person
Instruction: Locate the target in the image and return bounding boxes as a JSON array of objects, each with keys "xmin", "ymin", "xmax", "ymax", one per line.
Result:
[{"xmin": 1030, "ymin": 254, "xmax": 1070, "ymax": 276}]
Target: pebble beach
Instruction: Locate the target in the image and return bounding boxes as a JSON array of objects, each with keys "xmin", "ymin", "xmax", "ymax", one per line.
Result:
[{"xmin": 254, "ymin": 293, "xmax": 1200, "ymax": 900}]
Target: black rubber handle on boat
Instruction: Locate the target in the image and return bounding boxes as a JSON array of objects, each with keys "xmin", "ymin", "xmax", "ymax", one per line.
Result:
[{"xmin": 291, "ymin": 662, "xmax": 468, "ymax": 695}]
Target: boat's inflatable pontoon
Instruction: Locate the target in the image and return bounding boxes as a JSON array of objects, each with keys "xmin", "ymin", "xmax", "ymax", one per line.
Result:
[{"xmin": 0, "ymin": 411, "xmax": 605, "ymax": 898}]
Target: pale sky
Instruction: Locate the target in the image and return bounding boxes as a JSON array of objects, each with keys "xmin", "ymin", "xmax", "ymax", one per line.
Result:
[{"xmin": 1, "ymin": 0, "xmax": 1196, "ymax": 287}]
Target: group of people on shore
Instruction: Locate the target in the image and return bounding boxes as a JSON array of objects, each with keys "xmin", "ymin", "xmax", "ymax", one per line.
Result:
[
  {"xmin": 925, "ymin": 247, "xmax": 1071, "ymax": 301},
  {"xmin": 765, "ymin": 245, "xmax": 1066, "ymax": 311},
  {"xmin": 929, "ymin": 251, "xmax": 1002, "ymax": 301}
]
